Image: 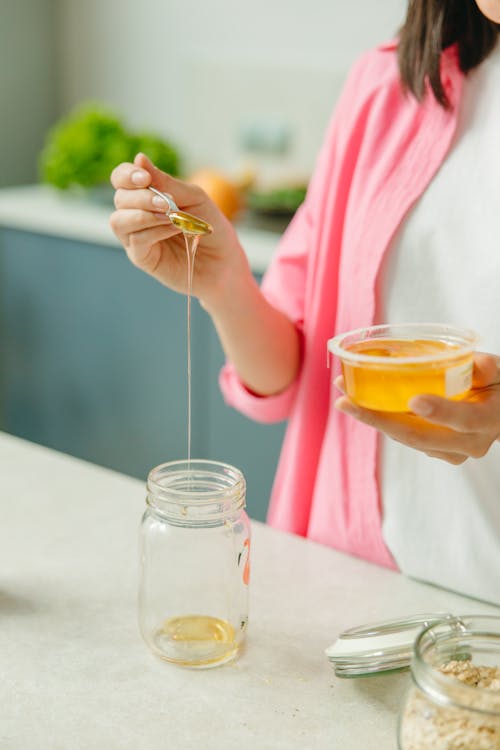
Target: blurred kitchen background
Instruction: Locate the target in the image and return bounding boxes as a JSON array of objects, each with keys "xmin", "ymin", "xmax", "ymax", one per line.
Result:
[{"xmin": 0, "ymin": 0, "xmax": 405, "ymax": 520}]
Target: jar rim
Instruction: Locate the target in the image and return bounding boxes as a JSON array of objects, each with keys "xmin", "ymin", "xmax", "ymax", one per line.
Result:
[
  {"xmin": 412, "ymin": 615, "xmax": 500, "ymax": 716},
  {"xmin": 146, "ymin": 459, "xmax": 246, "ymax": 521}
]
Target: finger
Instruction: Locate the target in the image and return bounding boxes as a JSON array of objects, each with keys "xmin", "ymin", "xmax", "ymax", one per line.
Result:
[
  {"xmin": 125, "ymin": 225, "xmax": 181, "ymax": 272},
  {"xmin": 109, "ymin": 208, "xmax": 172, "ymax": 241},
  {"xmin": 134, "ymin": 152, "xmax": 170, "ymax": 188},
  {"xmin": 111, "ymin": 216, "xmax": 181, "ymax": 255},
  {"xmin": 424, "ymin": 450, "xmax": 467, "ymax": 465},
  {"xmin": 134, "ymin": 152, "xmax": 206, "ymax": 208},
  {"xmin": 334, "ymin": 396, "xmax": 480, "ymax": 454},
  {"xmin": 110, "ymin": 161, "xmax": 153, "ymax": 190},
  {"xmin": 334, "ymin": 375, "xmax": 345, "ymax": 394},
  {"xmin": 114, "ymin": 187, "xmax": 174, "ymax": 213},
  {"xmin": 473, "ymin": 352, "xmax": 500, "ymax": 389},
  {"xmin": 408, "ymin": 390, "xmax": 500, "ymax": 433}
]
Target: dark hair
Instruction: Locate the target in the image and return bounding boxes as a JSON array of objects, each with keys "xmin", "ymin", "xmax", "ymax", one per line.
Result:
[{"xmin": 398, "ymin": 0, "xmax": 499, "ymax": 107}]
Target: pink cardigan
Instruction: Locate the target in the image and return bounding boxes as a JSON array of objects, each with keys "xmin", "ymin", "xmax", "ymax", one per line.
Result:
[{"xmin": 220, "ymin": 41, "xmax": 464, "ymax": 568}]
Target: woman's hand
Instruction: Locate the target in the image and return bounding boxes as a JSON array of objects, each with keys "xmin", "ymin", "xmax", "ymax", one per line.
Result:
[
  {"xmin": 110, "ymin": 153, "xmax": 301, "ymax": 396},
  {"xmin": 334, "ymin": 353, "xmax": 500, "ymax": 464},
  {"xmin": 109, "ymin": 153, "xmax": 250, "ymax": 310}
]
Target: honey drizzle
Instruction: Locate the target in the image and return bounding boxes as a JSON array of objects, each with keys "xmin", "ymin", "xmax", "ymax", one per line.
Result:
[{"xmin": 183, "ymin": 232, "xmax": 200, "ymax": 465}]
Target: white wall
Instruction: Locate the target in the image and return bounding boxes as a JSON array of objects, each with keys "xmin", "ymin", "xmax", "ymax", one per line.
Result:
[
  {"xmin": 56, "ymin": 0, "xmax": 407, "ymax": 183},
  {"xmin": 0, "ymin": 0, "xmax": 58, "ymax": 187}
]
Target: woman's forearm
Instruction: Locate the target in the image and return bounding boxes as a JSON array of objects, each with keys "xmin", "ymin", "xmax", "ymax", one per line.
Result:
[{"xmin": 203, "ymin": 267, "xmax": 301, "ymax": 397}]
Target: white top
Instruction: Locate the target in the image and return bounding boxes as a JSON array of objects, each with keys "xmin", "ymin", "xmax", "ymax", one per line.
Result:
[
  {"xmin": 378, "ymin": 43, "xmax": 500, "ymax": 605},
  {"xmin": 1, "ymin": 431, "xmax": 498, "ymax": 749}
]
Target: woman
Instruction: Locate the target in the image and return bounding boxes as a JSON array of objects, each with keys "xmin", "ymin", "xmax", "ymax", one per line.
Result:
[{"xmin": 110, "ymin": 0, "xmax": 500, "ymax": 604}]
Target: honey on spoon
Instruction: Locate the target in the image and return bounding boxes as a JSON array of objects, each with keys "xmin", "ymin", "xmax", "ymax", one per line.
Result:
[{"xmin": 148, "ymin": 186, "xmax": 213, "ymax": 235}]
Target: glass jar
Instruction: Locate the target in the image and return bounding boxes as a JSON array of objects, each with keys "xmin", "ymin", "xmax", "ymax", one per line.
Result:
[
  {"xmin": 399, "ymin": 616, "xmax": 500, "ymax": 750},
  {"xmin": 139, "ymin": 459, "xmax": 250, "ymax": 669}
]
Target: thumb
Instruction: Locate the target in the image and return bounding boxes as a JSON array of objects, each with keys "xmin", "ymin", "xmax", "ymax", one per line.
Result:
[
  {"xmin": 473, "ymin": 353, "xmax": 500, "ymax": 389},
  {"xmin": 133, "ymin": 152, "xmax": 165, "ymax": 184},
  {"xmin": 133, "ymin": 152, "xmax": 199, "ymax": 207}
]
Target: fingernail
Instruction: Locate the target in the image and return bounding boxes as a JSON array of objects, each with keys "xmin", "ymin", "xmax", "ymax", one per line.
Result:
[
  {"xmin": 409, "ymin": 397, "xmax": 433, "ymax": 416},
  {"xmin": 152, "ymin": 195, "xmax": 166, "ymax": 208},
  {"xmin": 334, "ymin": 376, "xmax": 345, "ymax": 394},
  {"xmin": 335, "ymin": 397, "xmax": 357, "ymax": 415},
  {"xmin": 131, "ymin": 170, "xmax": 148, "ymax": 186}
]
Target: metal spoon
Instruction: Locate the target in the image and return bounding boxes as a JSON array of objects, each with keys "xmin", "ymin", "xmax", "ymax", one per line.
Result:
[
  {"xmin": 148, "ymin": 186, "xmax": 213, "ymax": 235},
  {"xmin": 148, "ymin": 185, "xmax": 178, "ymax": 213}
]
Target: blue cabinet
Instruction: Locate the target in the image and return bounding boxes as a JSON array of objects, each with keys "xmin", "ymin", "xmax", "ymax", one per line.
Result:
[{"xmin": 0, "ymin": 228, "xmax": 285, "ymax": 520}]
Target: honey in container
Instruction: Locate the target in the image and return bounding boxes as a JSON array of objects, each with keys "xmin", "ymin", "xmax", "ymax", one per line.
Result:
[{"xmin": 328, "ymin": 324, "xmax": 478, "ymax": 412}]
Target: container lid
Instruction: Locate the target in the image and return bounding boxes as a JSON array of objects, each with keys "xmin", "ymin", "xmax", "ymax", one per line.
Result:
[
  {"xmin": 327, "ymin": 323, "xmax": 479, "ymax": 366},
  {"xmin": 325, "ymin": 613, "xmax": 454, "ymax": 677}
]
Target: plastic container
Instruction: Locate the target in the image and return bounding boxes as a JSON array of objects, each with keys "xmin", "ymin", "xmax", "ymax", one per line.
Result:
[
  {"xmin": 328, "ymin": 323, "xmax": 478, "ymax": 412},
  {"xmin": 138, "ymin": 459, "xmax": 250, "ymax": 668}
]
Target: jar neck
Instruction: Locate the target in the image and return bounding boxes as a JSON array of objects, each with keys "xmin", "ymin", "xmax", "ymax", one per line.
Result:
[
  {"xmin": 412, "ymin": 616, "xmax": 500, "ymax": 716},
  {"xmin": 146, "ymin": 459, "xmax": 246, "ymax": 526}
]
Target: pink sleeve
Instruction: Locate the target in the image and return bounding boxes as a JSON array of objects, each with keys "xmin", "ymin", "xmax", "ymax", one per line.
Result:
[
  {"xmin": 218, "ymin": 363, "xmax": 300, "ymax": 424},
  {"xmin": 218, "ymin": 200, "xmax": 311, "ymax": 423}
]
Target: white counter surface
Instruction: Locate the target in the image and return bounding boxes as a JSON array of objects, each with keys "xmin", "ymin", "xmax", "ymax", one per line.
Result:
[
  {"xmin": 1, "ymin": 431, "xmax": 498, "ymax": 749},
  {"xmin": 0, "ymin": 185, "xmax": 280, "ymax": 274}
]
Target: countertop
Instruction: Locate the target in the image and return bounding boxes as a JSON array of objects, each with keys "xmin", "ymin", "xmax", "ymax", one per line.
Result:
[
  {"xmin": 0, "ymin": 185, "xmax": 281, "ymax": 274},
  {"xmin": 1, "ymin": 431, "xmax": 498, "ymax": 749}
]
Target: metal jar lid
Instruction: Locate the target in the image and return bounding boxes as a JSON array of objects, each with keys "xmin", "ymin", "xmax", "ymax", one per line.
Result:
[{"xmin": 325, "ymin": 613, "xmax": 454, "ymax": 677}]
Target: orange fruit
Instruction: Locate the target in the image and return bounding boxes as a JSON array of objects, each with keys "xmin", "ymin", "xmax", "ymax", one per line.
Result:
[{"xmin": 188, "ymin": 169, "xmax": 242, "ymax": 220}]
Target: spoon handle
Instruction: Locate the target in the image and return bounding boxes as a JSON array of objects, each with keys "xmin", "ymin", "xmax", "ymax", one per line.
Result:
[{"xmin": 148, "ymin": 186, "xmax": 178, "ymax": 213}]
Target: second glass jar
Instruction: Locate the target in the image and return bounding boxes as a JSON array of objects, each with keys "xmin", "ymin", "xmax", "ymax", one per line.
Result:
[{"xmin": 399, "ymin": 616, "xmax": 500, "ymax": 749}]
